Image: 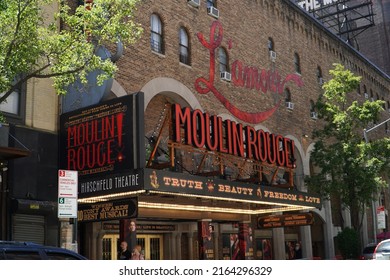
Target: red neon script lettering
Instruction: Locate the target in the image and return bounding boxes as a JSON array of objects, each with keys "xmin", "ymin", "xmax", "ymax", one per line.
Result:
[{"xmin": 195, "ymin": 21, "xmax": 303, "ymax": 124}]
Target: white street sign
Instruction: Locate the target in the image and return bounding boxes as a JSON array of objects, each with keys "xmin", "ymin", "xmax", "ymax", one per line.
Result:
[
  {"xmin": 58, "ymin": 170, "xmax": 78, "ymax": 198},
  {"xmin": 377, "ymin": 206, "xmax": 386, "ymax": 230},
  {"xmin": 58, "ymin": 170, "xmax": 78, "ymax": 218},
  {"xmin": 58, "ymin": 197, "xmax": 78, "ymax": 218}
]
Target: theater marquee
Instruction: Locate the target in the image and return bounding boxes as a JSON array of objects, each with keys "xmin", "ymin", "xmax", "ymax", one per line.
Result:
[
  {"xmin": 144, "ymin": 169, "xmax": 321, "ymax": 209},
  {"xmin": 59, "ymin": 93, "xmax": 145, "ymax": 199}
]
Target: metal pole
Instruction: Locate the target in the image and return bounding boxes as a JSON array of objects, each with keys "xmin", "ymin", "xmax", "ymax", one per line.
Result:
[
  {"xmin": 72, "ymin": 217, "xmax": 78, "ymax": 253},
  {"xmin": 364, "ymin": 118, "xmax": 390, "ymax": 135},
  {"xmin": 363, "ymin": 117, "xmax": 390, "ymax": 244}
]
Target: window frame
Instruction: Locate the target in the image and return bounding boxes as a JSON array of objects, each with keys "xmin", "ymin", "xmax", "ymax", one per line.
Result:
[
  {"xmin": 0, "ymin": 82, "xmax": 26, "ymax": 125},
  {"xmin": 285, "ymin": 88, "xmax": 292, "ymax": 103},
  {"xmin": 294, "ymin": 52, "xmax": 301, "ymax": 74},
  {"xmin": 179, "ymin": 27, "xmax": 190, "ymax": 65},
  {"xmin": 268, "ymin": 37, "xmax": 274, "ymax": 51},
  {"xmin": 218, "ymin": 47, "xmax": 229, "ymax": 73},
  {"xmin": 150, "ymin": 14, "xmax": 164, "ymax": 54}
]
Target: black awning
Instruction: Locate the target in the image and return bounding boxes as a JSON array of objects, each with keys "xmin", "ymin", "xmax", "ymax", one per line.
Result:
[{"xmin": 0, "ymin": 146, "xmax": 30, "ymax": 160}]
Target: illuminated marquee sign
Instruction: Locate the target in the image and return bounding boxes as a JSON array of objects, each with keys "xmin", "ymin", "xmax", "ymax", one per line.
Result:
[
  {"xmin": 59, "ymin": 93, "xmax": 145, "ymax": 199},
  {"xmin": 172, "ymin": 104, "xmax": 295, "ymax": 168},
  {"xmin": 145, "ymin": 169, "xmax": 322, "ymax": 208},
  {"xmin": 257, "ymin": 213, "xmax": 314, "ymax": 229},
  {"xmin": 78, "ymin": 198, "xmax": 138, "ymax": 222}
]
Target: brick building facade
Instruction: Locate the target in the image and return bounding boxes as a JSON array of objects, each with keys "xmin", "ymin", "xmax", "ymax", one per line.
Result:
[{"xmin": 64, "ymin": 0, "xmax": 388, "ymax": 260}]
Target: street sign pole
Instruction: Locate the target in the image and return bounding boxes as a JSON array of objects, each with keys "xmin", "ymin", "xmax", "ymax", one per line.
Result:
[
  {"xmin": 363, "ymin": 117, "xmax": 390, "ymax": 244},
  {"xmin": 58, "ymin": 170, "xmax": 78, "ymax": 252}
]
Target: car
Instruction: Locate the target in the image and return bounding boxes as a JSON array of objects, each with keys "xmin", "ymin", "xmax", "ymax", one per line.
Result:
[
  {"xmin": 360, "ymin": 243, "xmax": 377, "ymax": 260},
  {"xmin": 0, "ymin": 241, "xmax": 87, "ymax": 260},
  {"xmin": 373, "ymin": 239, "xmax": 390, "ymax": 260}
]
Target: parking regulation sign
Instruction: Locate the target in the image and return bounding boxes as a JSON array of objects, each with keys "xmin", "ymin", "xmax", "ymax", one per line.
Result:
[{"xmin": 58, "ymin": 170, "xmax": 78, "ymax": 218}]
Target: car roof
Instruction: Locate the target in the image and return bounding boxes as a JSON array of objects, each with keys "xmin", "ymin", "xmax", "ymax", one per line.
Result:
[
  {"xmin": 0, "ymin": 241, "xmax": 87, "ymax": 259},
  {"xmin": 0, "ymin": 241, "xmax": 43, "ymax": 247}
]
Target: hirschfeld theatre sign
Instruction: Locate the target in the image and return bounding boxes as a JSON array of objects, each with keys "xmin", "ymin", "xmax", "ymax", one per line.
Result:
[{"xmin": 59, "ymin": 93, "xmax": 145, "ymax": 198}]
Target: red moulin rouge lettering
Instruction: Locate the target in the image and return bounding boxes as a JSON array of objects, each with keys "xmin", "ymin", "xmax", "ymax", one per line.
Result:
[
  {"xmin": 195, "ymin": 21, "xmax": 303, "ymax": 124},
  {"xmin": 66, "ymin": 113, "xmax": 123, "ymax": 171},
  {"xmin": 172, "ymin": 104, "xmax": 295, "ymax": 168}
]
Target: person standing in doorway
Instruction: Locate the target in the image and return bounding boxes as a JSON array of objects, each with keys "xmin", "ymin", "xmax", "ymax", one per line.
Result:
[
  {"xmin": 131, "ymin": 244, "xmax": 144, "ymax": 260},
  {"xmin": 118, "ymin": 241, "xmax": 131, "ymax": 260},
  {"xmin": 124, "ymin": 219, "xmax": 137, "ymax": 253},
  {"xmin": 294, "ymin": 242, "xmax": 303, "ymax": 259}
]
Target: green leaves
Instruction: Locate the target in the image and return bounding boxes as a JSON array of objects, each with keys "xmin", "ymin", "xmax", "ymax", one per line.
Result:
[
  {"xmin": 306, "ymin": 63, "xmax": 390, "ymax": 230},
  {"xmin": 0, "ymin": 0, "xmax": 143, "ymax": 99}
]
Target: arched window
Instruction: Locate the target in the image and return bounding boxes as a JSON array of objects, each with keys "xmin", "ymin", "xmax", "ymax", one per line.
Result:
[
  {"xmin": 310, "ymin": 99, "xmax": 318, "ymax": 119},
  {"xmin": 363, "ymin": 85, "xmax": 368, "ymax": 98},
  {"xmin": 285, "ymin": 88, "xmax": 294, "ymax": 110},
  {"xmin": 316, "ymin": 66, "xmax": 323, "ymax": 85},
  {"xmin": 179, "ymin": 27, "xmax": 190, "ymax": 65},
  {"xmin": 285, "ymin": 88, "xmax": 292, "ymax": 102},
  {"xmin": 268, "ymin": 37, "xmax": 274, "ymax": 51},
  {"xmin": 219, "ymin": 48, "xmax": 230, "ymax": 81},
  {"xmin": 294, "ymin": 52, "xmax": 301, "ymax": 74},
  {"xmin": 219, "ymin": 47, "xmax": 229, "ymax": 73},
  {"xmin": 150, "ymin": 14, "xmax": 163, "ymax": 54}
]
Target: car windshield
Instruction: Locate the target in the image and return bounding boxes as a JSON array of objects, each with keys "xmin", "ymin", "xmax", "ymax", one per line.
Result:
[
  {"xmin": 374, "ymin": 241, "xmax": 390, "ymax": 260},
  {"xmin": 363, "ymin": 245, "xmax": 376, "ymax": 254},
  {"xmin": 377, "ymin": 241, "xmax": 390, "ymax": 252}
]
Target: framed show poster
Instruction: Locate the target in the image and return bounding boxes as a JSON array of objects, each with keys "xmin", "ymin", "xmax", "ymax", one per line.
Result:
[{"xmin": 255, "ymin": 238, "xmax": 273, "ymax": 260}]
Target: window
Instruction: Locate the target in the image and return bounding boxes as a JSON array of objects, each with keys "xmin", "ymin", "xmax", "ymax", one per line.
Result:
[
  {"xmin": 219, "ymin": 48, "xmax": 230, "ymax": 81},
  {"xmin": 0, "ymin": 82, "xmax": 26, "ymax": 124},
  {"xmin": 285, "ymin": 88, "xmax": 292, "ymax": 102},
  {"xmin": 0, "ymin": 91, "xmax": 20, "ymax": 116},
  {"xmin": 150, "ymin": 14, "xmax": 163, "ymax": 54},
  {"xmin": 206, "ymin": 0, "xmax": 219, "ymax": 18},
  {"xmin": 179, "ymin": 27, "xmax": 190, "ymax": 65},
  {"xmin": 268, "ymin": 37, "xmax": 274, "ymax": 51},
  {"xmin": 219, "ymin": 47, "xmax": 229, "ymax": 73},
  {"xmin": 285, "ymin": 88, "xmax": 294, "ymax": 109},
  {"xmin": 363, "ymin": 85, "xmax": 368, "ymax": 98},
  {"xmin": 316, "ymin": 66, "xmax": 323, "ymax": 85},
  {"xmin": 206, "ymin": 0, "xmax": 216, "ymax": 8},
  {"xmin": 294, "ymin": 53, "xmax": 301, "ymax": 74},
  {"xmin": 310, "ymin": 100, "xmax": 318, "ymax": 119}
]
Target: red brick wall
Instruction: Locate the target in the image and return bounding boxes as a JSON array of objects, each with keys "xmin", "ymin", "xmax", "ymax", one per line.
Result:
[{"xmin": 116, "ymin": 0, "xmax": 389, "ymax": 144}]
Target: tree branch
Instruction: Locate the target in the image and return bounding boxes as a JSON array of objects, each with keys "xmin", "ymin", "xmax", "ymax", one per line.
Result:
[{"xmin": 3, "ymin": 0, "xmax": 34, "ymax": 68}]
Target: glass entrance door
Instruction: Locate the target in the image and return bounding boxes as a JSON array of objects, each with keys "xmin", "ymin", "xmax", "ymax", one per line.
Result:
[
  {"xmin": 102, "ymin": 234, "xmax": 119, "ymax": 260},
  {"xmin": 136, "ymin": 234, "xmax": 163, "ymax": 260},
  {"xmin": 102, "ymin": 234, "xmax": 163, "ymax": 260}
]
